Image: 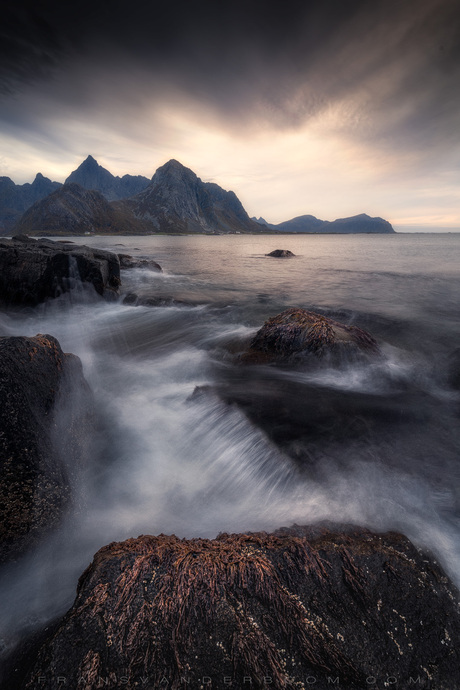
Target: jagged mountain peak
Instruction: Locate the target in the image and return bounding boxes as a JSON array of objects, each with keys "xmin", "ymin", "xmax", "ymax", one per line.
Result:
[
  {"xmin": 67, "ymin": 156, "xmax": 112, "ymax": 180},
  {"xmin": 124, "ymin": 159, "xmax": 262, "ymax": 234},
  {"xmin": 81, "ymin": 154, "xmax": 98, "ymax": 167},
  {"xmin": 65, "ymin": 157, "xmax": 150, "ymax": 202},
  {"xmin": 161, "ymin": 158, "xmax": 186, "ymax": 170},
  {"xmin": 151, "ymin": 159, "xmax": 198, "ymax": 184}
]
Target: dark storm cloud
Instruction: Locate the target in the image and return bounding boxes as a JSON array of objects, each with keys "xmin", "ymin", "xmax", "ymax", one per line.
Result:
[{"xmin": 1, "ymin": 0, "xmax": 460, "ymax": 155}]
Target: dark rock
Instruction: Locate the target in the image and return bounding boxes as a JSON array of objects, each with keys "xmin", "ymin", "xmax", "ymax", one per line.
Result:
[
  {"xmin": 118, "ymin": 253, "xmax": 162, "ymax": 271},
  {"xmin": 0, "ymin": 236, "xmax": 121, "ymax": 306},
  {"xmin": 448, "ymin": 348, "xmax": 460, "ymax": 389},
  {"xmin": 122, "ymin": 292, "xmax": 192, "ymax": 308},
  {"xmin": 189, "ymin": 375, "xmax": 422, "ymax": 470},
  {"xmin": 266, "ymin": 249, "xmax": 295, "ymax": 257},
  {"xmin": 242, "ymin": 307, "xmax": 379, "ymax": 363},
  {"xmin": 0, "ymin": 334, "xmax": 93, "ymax": 563},
  {"xmin": 20, "ymin": 527, "xmax": 460, "ymax": 689}
]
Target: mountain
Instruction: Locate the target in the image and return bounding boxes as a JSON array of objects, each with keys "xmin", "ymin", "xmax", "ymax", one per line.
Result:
[
  {"xmin": 119, "ymin": 159, "xmax": 264, "ymax": 234},
  {"xmin": 254, "ymin": 212, "xmax": 395, "ymax": 234},
  {"xmin": 322, "ymin": 213, "xmax": 395, "ymax": 233},
  {"xmin": 0, "ymin": 173, "xmax": 62, "ymax": 233},
  {"xmin": 12, "ymin": 161, "xmax": 264, "ymax": 236},
  {"xmin": 65, "ymin": 155, "xmax": 150, "ymax": 200},
  {"xmin": 5, "ymin": 157, "xmax": 395, "ymax": 236},
  {"xmin": 275, "ymin": 214, "xmax": 327, "ymax": 232},
  {"xmin": 14, "ymin": 183, "xmax": 150, "ymax": 236}
]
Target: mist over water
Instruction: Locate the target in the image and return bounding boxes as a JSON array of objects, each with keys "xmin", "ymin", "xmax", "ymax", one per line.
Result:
[{"xmin": 1, "ymin": 233, "xmax": 460, "ymax": 655}]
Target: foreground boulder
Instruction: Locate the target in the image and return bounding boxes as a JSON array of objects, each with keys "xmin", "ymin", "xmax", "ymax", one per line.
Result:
[
  {"xmin": 242, "ymin": 307, "xmax": 379, "ymax": 363},
  {"xmin": 266, "ymin": 249, "xmax": 295, "ymax": 257},
  {"xmin": 20, "ymin": 526, "xmax": 460, "ymax": 689},
  {"xmin": 0, "ymin": 236, "xmax": 121, "ymax": 306},
  {"xmin": 0, "ymin": 334, "xmax": 93, "ymax": 562}
]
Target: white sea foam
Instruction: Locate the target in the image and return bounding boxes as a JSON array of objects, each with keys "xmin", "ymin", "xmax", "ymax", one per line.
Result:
[{"xmin": 1, "ymin": 233, "xmax": 460, "ymax": 654}]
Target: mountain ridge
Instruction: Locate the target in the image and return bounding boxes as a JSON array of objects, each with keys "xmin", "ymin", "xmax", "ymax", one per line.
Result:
[
  {"xmin": 2, "ymin": 156, "xmax": 395, "ymax": 235},
  {"xmin": 254, "ymin": 212, "xmax": 395, "ymax": 234},
  {"xmin": 118, "ymin": 159, "xmax": 263, "ymax": 234},
  {"xmin": 14, "ymin": 183, "xmax": 150, "ymax": 236},
  {"xmin": 65, "ymin": 155, "xmax": 150, "ymax": 201}
]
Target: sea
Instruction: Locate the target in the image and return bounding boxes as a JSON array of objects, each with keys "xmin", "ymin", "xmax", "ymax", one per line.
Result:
[{"xmin": 0, "ymin": 232, "xmax": 459, "ymax": 655}]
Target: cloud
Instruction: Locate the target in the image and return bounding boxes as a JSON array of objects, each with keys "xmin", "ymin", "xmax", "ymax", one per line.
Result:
[{"xmin": 1, "ymin": 0, "xmax": 459, "ymax": 224}]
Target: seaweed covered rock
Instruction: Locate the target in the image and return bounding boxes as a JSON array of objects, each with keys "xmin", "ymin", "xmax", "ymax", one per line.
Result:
[
  {"xmin": 0, "ymin": 235, "xmax": 121, "ymax": 306},
  {"xmin": 0, "ymin": 334, "xmax": 93, "ymax": 562},
  {"xmin": 21, "ymin": 527, "xmax": 460, "ymax": 689},
  {"xmin": 266, "ymin": 249, "xmax": 295, "ymax": 257},
  {"xmin": 242, "ymin": 307, "xmax": 379, "ymax": 363}
]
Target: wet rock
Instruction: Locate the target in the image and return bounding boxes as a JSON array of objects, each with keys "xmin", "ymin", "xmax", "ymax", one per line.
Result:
[
  {"xmin": 266, "ymin": 249, "xmax": 295, "ymax": 257},
  {"xmin": 0, "ymin": 334, "xmax": 93, "ymax": 563},
  {"xmin": 189, "ymin": 376, "xmax": 422, "ymax": 470},
  {"xmin": 20, "ymin": 526, "xmax": 460, "ymax": 689},
  {"xmin": 122, "ymin": 292, "xmax": 195, "ymax": 308},
  {"xmin": 242, "ymin": 307, "xmax": 379, "ymax": 363},
  {"xmin": 448, "ymin": 348, "xmax": 460, "ymax": 389},
  {"xmin": 0, "ymin": 236, "xmax": 121, "ymax": 306},
  {"xmin": 118, "ymin": 253, "xmax": 162, "ymax": 272}
]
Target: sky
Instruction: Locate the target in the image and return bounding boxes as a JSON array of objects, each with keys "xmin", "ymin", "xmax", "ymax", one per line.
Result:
[{"xmin": 1, "ymin": 0, "xmax": 460, "ymax": 229}]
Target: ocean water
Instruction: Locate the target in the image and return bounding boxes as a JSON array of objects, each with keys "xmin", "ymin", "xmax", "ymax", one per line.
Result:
[{"xmin": 0, "ymin": 233, "xmax": 459, "ymax": 654}]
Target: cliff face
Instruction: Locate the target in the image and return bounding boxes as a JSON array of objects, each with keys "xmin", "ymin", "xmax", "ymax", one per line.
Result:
[
  {"xmin": 18, "ymin": 526, "xmax": 460, "ymax": 689},
  {"xmin": 121, "ymin": 159, "xmax": 264, "ymax": 234}
]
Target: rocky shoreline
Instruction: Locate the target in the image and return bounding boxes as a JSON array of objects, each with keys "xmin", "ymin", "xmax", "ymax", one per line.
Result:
[{"xmin": 0, "ymin": 238, "xmax": 459, "ymax": 689}]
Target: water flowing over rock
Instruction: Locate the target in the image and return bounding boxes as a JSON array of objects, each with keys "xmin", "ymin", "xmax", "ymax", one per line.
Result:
[
  {"xmin": 118, "ymin": 253, "xmax": 162, "ymax": 271},
  {"xmin": 0, "ymin": 235, "xmax": 121, "ymax": 306},
  {"xmin": 19, "ymin": 527, "xmax": 460, "ymax": 689},
  {"xmin": 242, "ymin": 307, "xmax": 379, "ymax": 363},
  {"xmin": 0, "ymin": 334, "xmax": 93, "ymax": 563}
]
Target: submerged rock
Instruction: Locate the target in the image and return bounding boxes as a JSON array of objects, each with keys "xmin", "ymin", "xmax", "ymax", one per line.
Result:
[
  {"xmin": 122, "ymin": 292, "xmax": 192, "ymax": 307},
  {"xmin": 242, "ymin": 307, "xmax": 379, "ymax": 363},
  {"xmin": 266, "ymin": 249, "xmax": 295, "ymax": 257},
  {"xmin": 0, "ymin": 334, "xmax": 93, "ymax": 563},
  {"xmin": 0, "ymin": 235, "xmax": 121, "ymax": 306},
  {"xmin": 118, "ymin": 253, "xmax": 162, "ymax": 271},
  {"xmin": 20, "ymin": 526, "xmax": 460, "ymax": 689},
  {"xmin": 448, "ymin": 348, "xmax": 460, "ymax": 390}
]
